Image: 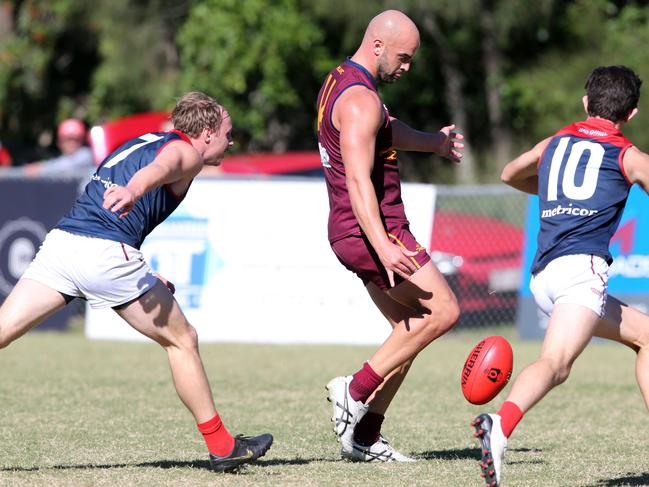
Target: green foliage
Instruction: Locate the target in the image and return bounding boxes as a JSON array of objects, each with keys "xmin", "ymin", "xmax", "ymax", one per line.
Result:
[
  {"xmin": 0, "ymin": 0, "xmax": 97, "ymax": 150},
  {"xmin": 177, "ymin": 0, "xmax": 332, "ymax": 151},
  {"xmin": 86, "ymin": 0, "xmax": 186, "ymax": 122},
  {"xmin": 3, "ymin": 1, "xmax": 649, "ymax": 172},
  {"xmin": 506, "ymin": 1, "xmax": 649, "ymax": 149}
]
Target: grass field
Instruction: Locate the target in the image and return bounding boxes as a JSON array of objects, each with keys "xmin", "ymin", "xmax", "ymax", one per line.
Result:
[{"xmin": 1, "ymin": 326, "xmax": 647, "ymax": 487}]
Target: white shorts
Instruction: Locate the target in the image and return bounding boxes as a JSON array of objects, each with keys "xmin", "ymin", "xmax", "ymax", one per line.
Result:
[
  {"xmin": 21, "ymin": 229, "xmax": 159, "ymax": 309},
  {"xmin": 530, "ymin": 254, "xmax": 608, "ymax": 317}
]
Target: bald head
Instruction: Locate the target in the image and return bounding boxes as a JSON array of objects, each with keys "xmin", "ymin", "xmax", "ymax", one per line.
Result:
[
  {"xmin": 363, "ymin": 10, "xmax": 420, "ymax": 47},
  {"xmin": 353, "ymin": 10, "xmax": 420, "ymax": 83}
]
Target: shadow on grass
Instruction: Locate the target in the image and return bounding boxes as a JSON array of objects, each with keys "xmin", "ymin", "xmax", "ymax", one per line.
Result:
[
  {"xmin": 1, "ymin": 460, "xmax": 210, "ymax": 472},
  {"xmin": 588, "ymin": 473, "xmax": 649, "ymax": 486},
  {"xmin": 0, "ymin": 456, "xmax": 332, "ymax": 473},
  {"xmin": 417, "ymin": 446, "xmax": 542, "ymax": 462},
  {"xmin": 417, "ymin": 447, "xmax": 480, "ymax": 461}
]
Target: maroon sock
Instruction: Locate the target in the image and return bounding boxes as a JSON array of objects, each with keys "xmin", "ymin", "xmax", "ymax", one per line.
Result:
[
  {"xmin": 353, "ymin": 411, "xmax": 385, "ymax": 446},
  {"xmin": 349, "ymin": 362, "xmax": 383, "ymax": 403},
  {"xmin": 497, "ymin": 401, "xmax": 524, "ymax": 438}
]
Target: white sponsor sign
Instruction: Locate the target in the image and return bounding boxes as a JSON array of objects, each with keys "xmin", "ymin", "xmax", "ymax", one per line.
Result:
[{"xmin": 86, "ymin": 178, "xmax": 436, "ymax": 344}]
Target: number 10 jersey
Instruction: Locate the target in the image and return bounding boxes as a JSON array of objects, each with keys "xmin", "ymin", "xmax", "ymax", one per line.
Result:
[{"xmin": 532, "ymin": 117, "xmax": 634, "ymax": 274}]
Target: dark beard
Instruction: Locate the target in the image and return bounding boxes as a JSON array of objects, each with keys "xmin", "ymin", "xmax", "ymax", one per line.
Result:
[{"xmin": 377, "ymin": 69, "xmax": 398, "ymax": 84}]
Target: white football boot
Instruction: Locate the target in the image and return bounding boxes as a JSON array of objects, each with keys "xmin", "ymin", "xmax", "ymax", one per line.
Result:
[
  {"xmin": 342, "ymin": 435, "xmax": 416, "ymax": 462},
  {"xmin": 326, "ymin": 376, "xmax": 369, "ymax": 454},
  {"xmin": 472, "ymin": 413, "xmax": 507, "ymax": 487}
]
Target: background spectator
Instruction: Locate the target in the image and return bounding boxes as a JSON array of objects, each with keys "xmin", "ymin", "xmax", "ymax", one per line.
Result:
[{"xmin": 25, "ymin": 118, "xmax": 95, "ymax": 177}]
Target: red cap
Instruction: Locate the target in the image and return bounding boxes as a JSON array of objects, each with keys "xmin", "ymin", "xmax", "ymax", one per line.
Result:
[{"xmin": 57, "ymin": 118, "xmax": 86, "ymax": 139}]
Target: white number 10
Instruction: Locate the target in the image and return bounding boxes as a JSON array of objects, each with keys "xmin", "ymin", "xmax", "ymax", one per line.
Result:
[{"xmin": 547, "ymin": 137, "xmax": 604, "ymax": 201}]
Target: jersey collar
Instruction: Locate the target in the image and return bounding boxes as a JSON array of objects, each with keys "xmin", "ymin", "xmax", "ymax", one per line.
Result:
[
  {"xmin": 172, "ymin": 129, "xmax": 191, "ymax": 143},
  {"xmin": 583, "ymin": 117, "xmax": 623, "ymax": 137},
  {"xmin": 344, "ymin": 57, "xmax": 378, "ymax": 89}
]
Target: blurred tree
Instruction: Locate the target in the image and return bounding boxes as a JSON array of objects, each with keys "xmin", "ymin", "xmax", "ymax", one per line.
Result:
[
  {"xmin": 408, "ymin": 0, "xmax": 557, "ymax": 181},
  {"xmin": 86, "ymin": 0, "xmax": 187, "ymax": 122},
  {"xmin": 0, "ymin": 0, "xmax": 98, "ymax": 162},
  {"xmin": 2, "ymin": 0, "xmax": 648, "ymax": 180},
  {"xmin": 0, "ymin": 0, "xmax": 185, "ymax": 162},
  {"xmin": 177, "ymin": 0, "xmax": 333, "ymax": 151},
  {"xmin": 508, "ymin": 1, "xmax": 649, "ymax": 150},
  {"xmin": 0, "ymin": 1, "xmax": 14, "ymax": 121},
  {"xmin": 417, "ymin": 11, "xmax": 479, "ymax": 184}
]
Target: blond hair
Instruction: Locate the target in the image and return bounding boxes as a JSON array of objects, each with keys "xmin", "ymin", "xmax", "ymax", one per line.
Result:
[{"xmin": 171, "ymin": 91, "xmax": 224, "ymax": 138}]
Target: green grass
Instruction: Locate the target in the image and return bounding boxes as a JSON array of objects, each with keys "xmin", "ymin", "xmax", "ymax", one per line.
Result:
[{"xmin": 0, "ymin": 328, "xmax": 646, "ymax": 486}]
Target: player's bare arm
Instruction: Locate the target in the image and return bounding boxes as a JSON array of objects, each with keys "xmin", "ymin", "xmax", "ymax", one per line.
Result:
[
  {"xmin": 103, "ymin": 142, "xmax": 201, "ymax": 217},
  {"xmin": 337, "ymin": 87, "xmax": 418, "ymax": 286},
  {"xmin": 622, "ymin": 146, "xmax": 649, "ymax": 194},
  {"xmin": 501, "ymin": 137, "xmax": 551, "ymax": 195},
  {"xmin": 390, "ymin": 118, "xmax": 464, "ymax": 162}
]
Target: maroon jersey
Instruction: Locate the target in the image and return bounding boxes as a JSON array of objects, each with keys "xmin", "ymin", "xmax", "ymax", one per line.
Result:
[{"xmin": 317, "ymin": 59, "xmax": 409, "ymax": 243}]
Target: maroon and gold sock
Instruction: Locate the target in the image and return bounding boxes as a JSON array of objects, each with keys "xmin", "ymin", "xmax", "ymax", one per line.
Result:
[
  {"xmin": 197, "ymin": 413, "xmax": 235, "ymax": 456},
  {"xmin": 353, "ymin": 411, "xmax": 385, "ymax": 446},
  {"xmin": 497, "ymin": 401, "xmax": 524, "ymax": 438},
  {"xmin": 349, "ymin": 362, "xmax": 384, "ymax": 403}
]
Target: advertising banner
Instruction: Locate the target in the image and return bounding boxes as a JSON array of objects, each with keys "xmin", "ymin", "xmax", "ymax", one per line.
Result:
[
  {"xmin": 517, "ymin": 186, "xmax": 649, "ymax": 338},
  {"xmin": 86, "ymin": 178, "xmax": 436, "ymax": 344},
  {"xmin": 0, "ymin": 179, "xmax": 81, "ymax": 330}
]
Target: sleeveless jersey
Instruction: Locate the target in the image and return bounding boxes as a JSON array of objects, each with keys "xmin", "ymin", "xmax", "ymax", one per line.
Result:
[
  {"xmin": 316, "ymin": 58, "xmax": 409, "ymax": 243},
  {"xmin": 56, "ymin": 130, "xmax": 191, "ymax": 249},
  {"xmin": 532, "ymin": 117, "xmax": 633, "ymax": 273}
]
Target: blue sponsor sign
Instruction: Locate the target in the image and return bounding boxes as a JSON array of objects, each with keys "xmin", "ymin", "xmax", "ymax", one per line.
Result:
[
  {"xmin": 142, "ymin": 214, "xmax": 220, "ymax": 309},
  {"xmin": 0, "ymin": 179, "xmax": 81, "ymax": 330},
  {"xmin": 518, "ymin": 186, "xmax": 649, "ymax": 337}
]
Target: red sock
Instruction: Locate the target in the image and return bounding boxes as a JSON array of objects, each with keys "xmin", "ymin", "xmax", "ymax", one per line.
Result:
[
  {"xmin": 197, "ymin": 413, "xmax": 235, "ymax": 456},
  {"xmin": 497, "ymin": 401, "xmax": 524, "ymax": 438},
  {"xmin": 349, "ymin": 362, "xmax": 384, "ymax": 403},
  {"xmin": 353, "ymin": 411, "xmax": 384, "ymax": 446}
]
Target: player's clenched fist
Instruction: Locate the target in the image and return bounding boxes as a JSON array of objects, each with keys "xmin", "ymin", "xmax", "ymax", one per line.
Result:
[{"xmin": 103, "ymin": 185, "xmax": 136, "ymax": 218}]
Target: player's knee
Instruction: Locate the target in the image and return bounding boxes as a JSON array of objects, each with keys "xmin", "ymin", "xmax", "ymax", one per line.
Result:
[
  {"xmin": 431, "ymin": 298, "xmax": 460, "ymax": 334},
  {"xmin": 543, "ymin": 357, "xmax": 572, "ymax": 385},
  {"xmin": 417, "ymin": 298, "xmax": 460, "ymax": 345},
  {"xmin": 444, "ymin": 299, "xmax": 461, "ymax": 331},
  {"xmin": 159, "ymin": 321, "xmax": 199, "ymax": 353},
  {"xmin": 637, "ymin": 342, "xmax": 649, "ymax": 355},
  {"xmin": 633, "ymin": 330, "xmax": 649, "ymax": 353},
  {"xmin": 554, "ymin": 364, "xmax": 571, "ymax": 385},
  {"xmin": 175, "ymin": 323, "xmax": 200, "ymax": 352}
]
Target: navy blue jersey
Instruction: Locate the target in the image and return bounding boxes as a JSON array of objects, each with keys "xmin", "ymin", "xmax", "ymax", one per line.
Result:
[
  {"xmin": 56, "ymin": 130, "xmax": 191, "ymax": 249},
  {"xmin": 532, "ymin": 118, "xmax": 633, "ymax": 273}
]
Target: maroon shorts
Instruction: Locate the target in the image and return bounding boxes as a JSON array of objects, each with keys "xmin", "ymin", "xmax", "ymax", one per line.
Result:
[{"xmin": 331, "ymin": 225, "xmax": 431, "ymax": 290}]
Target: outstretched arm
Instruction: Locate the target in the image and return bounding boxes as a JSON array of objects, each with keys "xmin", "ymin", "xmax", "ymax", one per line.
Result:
[
  {"xmin": 390, "ymin": 118, "xmax": 464, "ymax": 162},
  {"xmin": 501, "ymin": 137, "xmax": 551, "ymax": 195},
  {"xmin": 103, "ymin": 141, "xmax": 201, "ymax": 217}
]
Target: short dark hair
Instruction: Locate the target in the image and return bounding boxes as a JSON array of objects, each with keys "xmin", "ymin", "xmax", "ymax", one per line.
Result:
[{"xmin": 584, "ymin": 66, "xmax": 642, "ymax": 123}]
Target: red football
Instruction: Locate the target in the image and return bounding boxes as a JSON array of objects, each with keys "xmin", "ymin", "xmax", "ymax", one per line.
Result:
[{"xmin": 461, "ymin": 335, "xmax": 513, "ymax": 405}]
